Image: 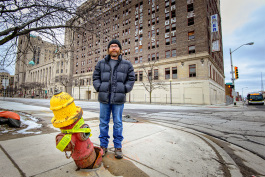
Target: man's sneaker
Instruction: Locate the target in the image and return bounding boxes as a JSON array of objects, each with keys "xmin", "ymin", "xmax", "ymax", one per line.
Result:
[
  {"xmin": 101, "ymin": 146, "xmax": 108, "ymax": 157},
  {"xmin": 114, "ymin": 148, "xmax": 123, "ymax": 159}
]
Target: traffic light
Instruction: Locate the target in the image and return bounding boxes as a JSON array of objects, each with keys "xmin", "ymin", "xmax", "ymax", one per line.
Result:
[
  {"xmin": 234, "ymin": 66, "xmax": 239, "ymax": 79},
  {"xmin": 228, "ymin": 85, "xmax": 234, "ymax": 89}
]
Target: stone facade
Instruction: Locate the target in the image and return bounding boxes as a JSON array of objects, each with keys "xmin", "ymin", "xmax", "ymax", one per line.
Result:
[{"xmin": 14, "ymin": 34, "xmax": 73, "ymax": 98}]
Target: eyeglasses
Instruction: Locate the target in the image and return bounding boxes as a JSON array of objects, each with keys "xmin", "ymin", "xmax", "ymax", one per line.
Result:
[{"xmin": 110, "ymin": 45, "xmax": 119, "ymax": 48}]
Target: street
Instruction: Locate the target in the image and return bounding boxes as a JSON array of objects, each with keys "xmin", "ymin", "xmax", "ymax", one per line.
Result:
[
  {"xmin": 1, "ymin": 97, "xmax": 265, "ymax": 176},
  {"xmin": 2, "ymin": 97, "xmax": 265, "ymax": 159}
]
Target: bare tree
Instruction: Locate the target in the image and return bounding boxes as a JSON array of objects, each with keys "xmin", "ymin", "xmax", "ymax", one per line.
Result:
[
  {"xmin": 55, "ymin": 74, "xmax": 74, "ymax": 93},
  {"xmin": 20, "ymin": 82, "xmax": 31, "ymax": 96},
  {"xmin": 20, "ymin": 81, "xmax": 45, "ymax": 97},
  {"xmin": 0, "ymin": 0, "xmax": 114, "ymax": 69},
  {"xmin": 141, "ymin": 60, "xmax": 167, "ymax": 103}
]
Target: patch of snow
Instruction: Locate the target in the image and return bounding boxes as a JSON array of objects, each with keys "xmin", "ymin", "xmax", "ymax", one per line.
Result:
[{"xmin": 16, "ymin": 114, "xmax": 42, "ymax": 134}]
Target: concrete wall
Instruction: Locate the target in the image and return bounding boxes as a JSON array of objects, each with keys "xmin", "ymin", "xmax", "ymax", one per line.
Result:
[{"xmin": 73, "ymin": 79, "xmax": 225, "ymax": 105}]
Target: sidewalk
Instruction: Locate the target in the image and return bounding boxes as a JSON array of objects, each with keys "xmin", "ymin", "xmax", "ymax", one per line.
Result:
[{"xmin": 0, "ymin": 101, "xmax": 243, "ymax": 177}]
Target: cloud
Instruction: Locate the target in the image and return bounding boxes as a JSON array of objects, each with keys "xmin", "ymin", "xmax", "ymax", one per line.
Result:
[
  {"xmin": 222, "ymin": 1, "xmax": 265, "ymax": 93},
  {"xmin": 221, "ymin": 0, "xmax": 265, "ymax": 36}
]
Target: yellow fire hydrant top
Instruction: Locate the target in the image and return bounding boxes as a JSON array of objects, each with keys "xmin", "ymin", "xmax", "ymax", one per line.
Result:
[{"xmin": 50, "ymin": 90, "xmax": 82, "ymax": 128}]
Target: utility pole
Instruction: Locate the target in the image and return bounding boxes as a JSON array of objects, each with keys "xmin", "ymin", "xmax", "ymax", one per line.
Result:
[
  {"xmin": 230, "ymin": 48, "xmax": 236, "ymax": 105},
  {"xmin": 229, "ymin": 42, "xmax": 254, "ymax": 105},
  {"xmin": 261, "ymin": 72, "xmax": 264, "ymax": 91}
]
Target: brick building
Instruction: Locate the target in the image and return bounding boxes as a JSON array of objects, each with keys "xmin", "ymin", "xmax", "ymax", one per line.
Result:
[
  {"xmin": 14, "ymin": 0, "xmax": 224, "ymax": 104},
  {"xmin": 68, "ymin": 0, "xmax": 225, "ymax": 104}
]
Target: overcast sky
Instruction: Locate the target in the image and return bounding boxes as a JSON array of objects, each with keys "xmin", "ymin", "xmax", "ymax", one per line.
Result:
[
  {"xmin": 3, "ymin": 0, "xmax": 265, "ymax": 97},
  {"xmin": 221, "ymin": 0, "xmax": 265, "ymax": 96}
]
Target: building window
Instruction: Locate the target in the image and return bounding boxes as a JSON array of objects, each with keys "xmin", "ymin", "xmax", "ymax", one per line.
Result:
[
  {"xmin": 165, "ymin": 68, "xmax": 170, "ymax": 79},
  {"xmin": 172, "ymin": 36, "xmax": 176, "ymax": 44},
  {"xmin": 165, "ymin": 25, "xmax": 170, "ymax": 33},
  {"xmin": 156, "ymin": 28, "xmax": 159, "ymax": 35},
  {"xmin": 187, "ymin": 3, "xmax": 194, "ymax": 12},
  {"xmin": 154, "ymin": 69, "xmax": 158, "ymax": 80},
  {"xmin": 156, "ymin": 40, "xmax": 159, "ymax": 47},
  {"xmin": 152, "ymin": 30, "xmax": 155, "ymax": 37},
  {"xmin": 135, "ymin": 72, "xmax": 138, "ymax": 81},
  {"xmin": 152, "ymin": 53, "xmax": 156, "ymax": 60},
  {"xmin": 165, "ymin": 12, "xmax": 170, "ymax": 20},
  {"xmin": 171, "ymin": 23, "xmax": 176, "ymax": 31},
  {"xmin": 188, "ymin": 31, "xmax": 195, "ymax": 40},
  {"xmin": 139, "ymin": 56, "xmax": 143, "ymax": 63},
  {"xmin": 148, "ymin": 54, "xmax": 151, "ymax": 61},
  {"xmin": 139, "ymin": 71, "xmax": 143, "ymax": 81},
  {"xmin": 172, "ymin": 67, "xmax": 177, "ymax": 79},
  {"xmin": 189, "ymin": 64, "xmax": 196, "ymax": 77},
  {"xmin": 166, "ymin": 50, "xmax": 171, "ymax": 58},
  {"xmin": 156, "ymin": 16, "xmax": 159, "ymax": 23},
  {"xmin": 152, "ymin": 42, "xmax": 155, "ymax": 48},
  {"xmin": 135, "ymin": 57, "xmax": 138, "ymax": 64},
  {"xmin": 135, "ymin": 46, "xmax": 138, "ymax": 53},
  {"xmin": 171, "ymin": 10, "xmax": 176, "ymax": 18},
  {"xmin": 135, "ymin": 35, "xmax": 138, "ymax": 42},
  {"xmin": 189, "ymin": 45, "xmax": 195, "ymax": 54},
  {"xmin": 165, "ymin": 1, "xmax": 170, "ymax": 8},
  {"xmin": 165, "ymin": 38, "xmax": 170, "ymax": 45},
  {"xmin": 156, "ymin": 53, "xmax": 159, "ymax": 60},
  {"xmin": 148, "ymin": 70, "xmax": 152, "ymax": 80},
  {"xmin": 152, "ymin": 18, "xmax": 155, "ymax": 25},
  {"xmin": 172, "ymin": 49, "xmax": 176, "ymax": 57},
  {"xmin": 188, "ymin": 17, "xmax": 194, "ymax": 26}
]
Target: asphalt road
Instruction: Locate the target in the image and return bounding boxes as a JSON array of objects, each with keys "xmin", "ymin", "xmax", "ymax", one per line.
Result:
[{"xmin": 2, "ymin": 97, "xmax": 265, "ymax": 161}]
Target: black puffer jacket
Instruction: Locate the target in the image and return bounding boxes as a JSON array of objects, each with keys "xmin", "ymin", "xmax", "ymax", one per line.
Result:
[{"xmin": 93, "ymin": 55, "xmax": 135, "ymax": 104}]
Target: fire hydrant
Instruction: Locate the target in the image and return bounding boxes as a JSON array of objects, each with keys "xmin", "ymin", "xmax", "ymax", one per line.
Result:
[{"xmin": 50, "ymin": 90, "xmax": 103, "ymax": 169}]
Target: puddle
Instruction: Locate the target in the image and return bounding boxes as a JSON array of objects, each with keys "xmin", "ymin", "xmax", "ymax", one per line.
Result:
[{"xmin": 122, "ymin": 115, "xmax": 139, "ymax": 123}]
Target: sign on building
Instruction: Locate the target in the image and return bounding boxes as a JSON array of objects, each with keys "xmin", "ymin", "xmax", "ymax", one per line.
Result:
[
  {"xmin": 212, "ymin": 40, "xmax": 220, "ymax": 52},
  {"xmin": 211, "ymin": 14, "xmax": 218, "ymax": 32}
]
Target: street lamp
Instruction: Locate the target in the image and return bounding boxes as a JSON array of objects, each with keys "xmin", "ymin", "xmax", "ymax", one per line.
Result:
[
  {"xmin": 242, "ymin": 87, "xmax": 248, "ymax": 101},
  {"xmin": 169, "ymin": 79, "xmax": 172, "ymax": 104},
  {"xmin": 230, "ymin": 42, "xmax": 254, "ymax": 105}
]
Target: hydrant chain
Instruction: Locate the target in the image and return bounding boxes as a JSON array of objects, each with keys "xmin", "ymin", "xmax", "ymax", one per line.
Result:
[{"xmin": 65, "ymin": 151, "xmax": 73, "ymax": 159}]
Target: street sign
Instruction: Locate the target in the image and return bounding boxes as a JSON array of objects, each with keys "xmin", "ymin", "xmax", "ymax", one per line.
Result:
[{"xmin": 226, "ymin": 83, "xmax": 232, "ymax": 85}]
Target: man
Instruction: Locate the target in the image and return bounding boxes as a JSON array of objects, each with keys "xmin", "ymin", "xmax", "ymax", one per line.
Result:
[{"xmin": 93, "ymin": 39, "xmax": 135, "ymax": 159}]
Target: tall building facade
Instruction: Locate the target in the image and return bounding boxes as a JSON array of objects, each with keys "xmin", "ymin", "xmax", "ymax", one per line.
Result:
[
  {"xmin": 69, "ymin": 0, "xmax": 225, "ymax": 104},
  {"xmin": 14, "ymin": 34, "xmax": 73, "ymax": 98}
]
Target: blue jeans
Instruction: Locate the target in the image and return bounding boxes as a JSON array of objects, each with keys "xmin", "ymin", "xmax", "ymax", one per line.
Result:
[{"xmin": 99, "ymin": 103, "xmax": 124, "ymax": 148}]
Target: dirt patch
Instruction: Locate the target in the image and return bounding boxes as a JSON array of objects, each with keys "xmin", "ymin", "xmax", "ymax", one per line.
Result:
[{"xmin": 102, "ymin": 152, "xmax": 149, "ymax": 177}]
